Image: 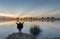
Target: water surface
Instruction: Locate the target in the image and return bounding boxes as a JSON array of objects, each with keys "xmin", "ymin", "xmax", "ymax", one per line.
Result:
[{"xmin": 0, "ymin": 20, "xmax": 60, "ymax": 39}]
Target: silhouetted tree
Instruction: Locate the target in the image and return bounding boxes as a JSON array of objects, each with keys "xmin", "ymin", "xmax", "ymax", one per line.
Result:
[
  {"xmin": 16, "ymin": 17, "xmax": 19, "ymax": 19},
  {"xmin": 16, "ymin": 17, "xmax": 19, "ymax": 22},
  {"xmin": 42, "ymin": 17, "xmax": 44, "ymax": 19},
  {"xmin": 51, "ymin": 17, "xmax": 54, "ymax": 19},
  {"xmin": 47, "ymin": 17, "xmax": 50, "ymax": 19},
  {"xmin": 29, "ymin": 17, "xmax": 32, "ymax": 19}
]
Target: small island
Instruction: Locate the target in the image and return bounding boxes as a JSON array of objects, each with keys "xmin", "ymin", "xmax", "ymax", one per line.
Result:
[{"xmin": 6, "ymin": 32, "xmax": 34, "ymax": 39}]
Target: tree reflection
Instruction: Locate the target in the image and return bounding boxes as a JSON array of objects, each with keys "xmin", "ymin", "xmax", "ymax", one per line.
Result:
[{"xmin": 30, "ymin": 25, "xmax": 41, "ymax": 39}]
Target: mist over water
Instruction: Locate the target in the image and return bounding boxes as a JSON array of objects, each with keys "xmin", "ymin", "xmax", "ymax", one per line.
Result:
[{"xmin": 0, "ymin": 20, "xmax": 60, "ymax": 39}]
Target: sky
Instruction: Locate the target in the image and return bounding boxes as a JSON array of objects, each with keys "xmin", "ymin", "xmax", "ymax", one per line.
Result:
[{"xmin": 0, "ymin": 0, "xmax": 60, "ymax": 18}]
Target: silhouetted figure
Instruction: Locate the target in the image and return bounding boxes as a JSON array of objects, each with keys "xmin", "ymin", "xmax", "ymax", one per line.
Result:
[{"xmin": 16, "ymin": 22, "xmax": 24, "ymax": 31}]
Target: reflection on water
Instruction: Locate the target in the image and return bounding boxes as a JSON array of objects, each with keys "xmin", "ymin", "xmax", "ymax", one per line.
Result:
[
  {"xmin": 30, "ymin": 25, "xmax": 41, "ymax": 39},
  {"xmin": 0, "ymin": 20, "xmax": 60, "ymax": 39}
]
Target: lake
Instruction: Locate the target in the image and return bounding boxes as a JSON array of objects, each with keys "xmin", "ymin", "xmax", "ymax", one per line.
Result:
[{"xmin": 0, "ymin": 20, "xmax": 60, "ymax": 39}]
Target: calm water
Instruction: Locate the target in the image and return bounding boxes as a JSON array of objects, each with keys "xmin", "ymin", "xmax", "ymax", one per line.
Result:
[{"xmin": 0, "ymin": 20, "xmax": 60, "ymax": 39}]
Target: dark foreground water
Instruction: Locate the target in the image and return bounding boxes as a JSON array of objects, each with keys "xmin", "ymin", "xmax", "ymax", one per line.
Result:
[{"xmin": 0, "ymin": 20, "xmax": 60, "ymax": 39}]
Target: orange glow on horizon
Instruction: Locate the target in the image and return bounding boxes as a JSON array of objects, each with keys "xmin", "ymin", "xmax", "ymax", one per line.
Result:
[{"xmin": 0, "ymin": 13, "xmax": 60, "ymax": 18}]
